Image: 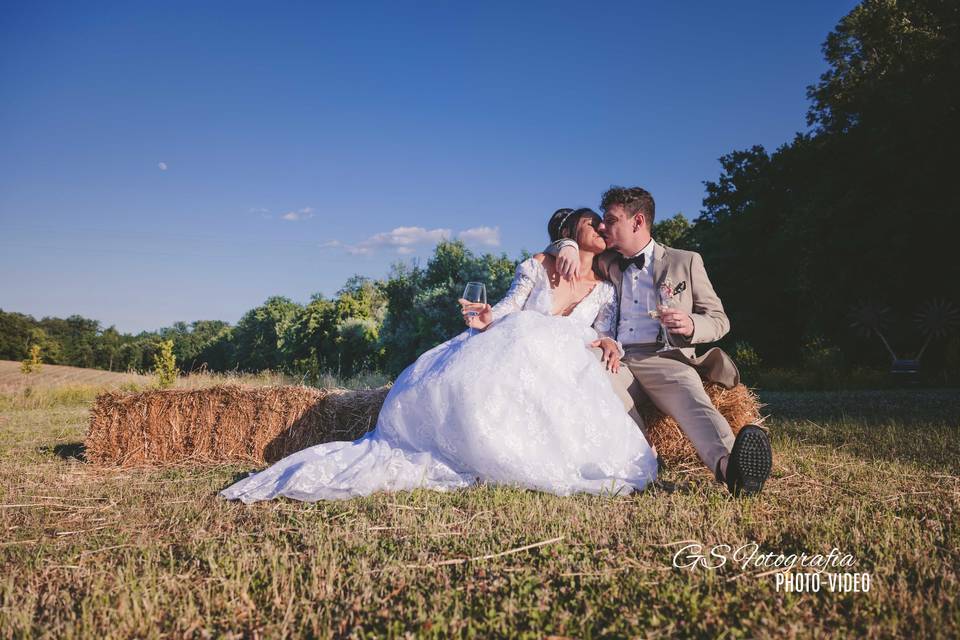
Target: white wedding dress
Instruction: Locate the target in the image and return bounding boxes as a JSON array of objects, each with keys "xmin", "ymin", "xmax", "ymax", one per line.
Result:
[{"xmin": 220, "ymin": 258, "xmax": 657, "ymax": 503}]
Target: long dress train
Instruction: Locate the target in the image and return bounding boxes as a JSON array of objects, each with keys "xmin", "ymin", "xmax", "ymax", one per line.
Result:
[{"xmin": 220, "ymin": 258, "xmax": 657, "ymax": 502}]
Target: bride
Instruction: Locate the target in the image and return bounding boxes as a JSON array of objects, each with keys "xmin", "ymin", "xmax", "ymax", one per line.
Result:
[{"xmin": 220, "ymin": 208, "xmax": 657, "ymax": 503}]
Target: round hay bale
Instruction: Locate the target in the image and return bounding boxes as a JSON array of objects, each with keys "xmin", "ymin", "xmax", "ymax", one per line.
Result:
[{"xmin": 637, "ymin": 382, "xmax": 763, "ymax": 469}]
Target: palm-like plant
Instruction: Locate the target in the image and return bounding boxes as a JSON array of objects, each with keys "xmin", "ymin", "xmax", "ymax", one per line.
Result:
[
  {"xmin": 914, "ymin": 299, "xmax": 960, "ymax": 361},
  {"xmin": 848, "ymin": 300, "xmax": 897, "ymax": 362}
]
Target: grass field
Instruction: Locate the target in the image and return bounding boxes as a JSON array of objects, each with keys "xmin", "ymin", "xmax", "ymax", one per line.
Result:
[{"xmin": 0, "ymin": 363, "xmax": 958, "ymax": 638}]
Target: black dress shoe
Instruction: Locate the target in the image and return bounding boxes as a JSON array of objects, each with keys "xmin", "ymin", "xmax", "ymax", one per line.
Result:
[{"xmin": 725, "ymin": 425, "xmax": 772, "ymax": 497}]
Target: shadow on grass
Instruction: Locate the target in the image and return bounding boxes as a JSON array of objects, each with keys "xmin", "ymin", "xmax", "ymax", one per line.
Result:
[
  {"xmin": 217, "ymin": 470, "xmax": 259, "ymax": 495},
  {"xmin": 227, "ymin": 470, "xmax": 255, "ymax": 485},
  {"xmin": 760, "ymin": 388, "xmax": 960, "ymax": 474},
  {"xmin": 759, "ymin": 388, "xmax": 960, "ymax": 426},
  {"xmin": 651, "ymin": 478, "xmax": 703, "ymax": 495},
  {"xmin": 38, "ymin": 442, "xmax": 87, "ymax": 461}
]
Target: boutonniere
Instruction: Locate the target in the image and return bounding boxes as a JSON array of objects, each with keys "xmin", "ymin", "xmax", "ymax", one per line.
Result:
[{"xmin": 659, "ymin": 279, "xmax": 686, "ymax": 300}]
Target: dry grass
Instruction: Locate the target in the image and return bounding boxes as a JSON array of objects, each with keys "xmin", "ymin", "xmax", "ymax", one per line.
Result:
[
  {"xmin": 1, "ymin": 376, "xmax": 958, "ymax": 637},
  {"xmin": 1, "ymin": 358, "xmax": 296, "ymax": 397},
  {"xmin": 0, "ymin": 360, "xmax": 152, "ymax": 394},
  {"xmin": 0, "ymin": 359, "xmax": 387, "ymax": 412}
]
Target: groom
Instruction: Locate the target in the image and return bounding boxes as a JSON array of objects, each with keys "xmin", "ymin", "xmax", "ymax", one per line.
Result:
[{"xmin": 547, "ymin": 186, "xmax": 772, "ymax": 496}]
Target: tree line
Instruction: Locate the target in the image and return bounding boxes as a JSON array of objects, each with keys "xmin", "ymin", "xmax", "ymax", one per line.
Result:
[
  {"xmin": 3, "ymin": 0, "xmax": 958, "ymax": 381},
  {"xmin": 0, "ymin": 242, "xmax": 518, "ymax": 380}
]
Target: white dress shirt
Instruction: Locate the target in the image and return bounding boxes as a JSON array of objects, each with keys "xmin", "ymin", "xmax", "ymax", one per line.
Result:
[{"xmin": 618, "ymin": 239, "xmax": 661, "ymax": 345}]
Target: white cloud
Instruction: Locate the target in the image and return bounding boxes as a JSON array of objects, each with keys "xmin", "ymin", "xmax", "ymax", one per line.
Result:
[
  {"xmin": 249, "ymin": 207, "xmax": 272, "ymax": 219},
  {"xmin": 457, "ymin": 226, "xmax": 501, "ymax": 247},
  {"xmin": 318, "ymin": 240, "xmax": 341, "ymax": 248},
  {"xmin": 282, "ymin": 207, "xmax": 315, "ymax": 222},
  {"xmin": 346, "ymin": 226, "xmax": 452, "ymax": 255},
  {"xmin": 158, "ymin": 162, "xmax": 168, "ymax": 171},
  {"xmin": 339, "ymin": 225, "xmax": 505, "ymax": 256}
]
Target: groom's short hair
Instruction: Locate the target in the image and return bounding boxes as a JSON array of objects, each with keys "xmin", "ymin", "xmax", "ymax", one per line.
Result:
[{"xmin": 600, "ymin": 186, "xmax": 655, "ymax": 230}]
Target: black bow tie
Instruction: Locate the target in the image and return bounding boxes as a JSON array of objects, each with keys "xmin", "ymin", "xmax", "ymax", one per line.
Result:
[{"xmin": 618, "ymin": 253, "xmax": 646, "ymax": 272}]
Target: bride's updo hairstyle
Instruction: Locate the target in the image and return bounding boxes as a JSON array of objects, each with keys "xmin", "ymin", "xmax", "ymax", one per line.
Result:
[
  {"xmin": 547, "ymin": 207, "xmax": 598, "ymax": 242},
  {"xmin": 547, "ymin": 207, "xmax": 606, "ymax": 280}
]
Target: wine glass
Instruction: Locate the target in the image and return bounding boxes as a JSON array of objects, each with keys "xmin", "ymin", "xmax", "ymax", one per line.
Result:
[
  {"xmin": 461, "ymin": 282, "xmax": 485, "ymax": 337},
  {"xmin": 462, "ymin": 281, "xmax": 486, "ymax": 336},
  {"xmin": 645, "ymin": 290, "xmax": 673, "ymax": 350},
  {"xmin": 645, "ymin": 291, "xmax": 660, "ymax": 320},
  {"xmin": 462, "ymin": 282, "xmax": 486, "ymax": 315},
  {"xmin": 656, "ymin": 286, "xmax": 678, "ymax": 352}
]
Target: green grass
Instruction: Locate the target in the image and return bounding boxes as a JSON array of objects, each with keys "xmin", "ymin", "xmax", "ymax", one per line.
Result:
[{"xmin": 1, "ymin": 387, "xmax": 958, "ymax": 638}]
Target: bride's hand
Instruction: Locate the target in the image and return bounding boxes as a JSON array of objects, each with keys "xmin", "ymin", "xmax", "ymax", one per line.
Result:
[
  {"xmin": 590, "ymin": 337, "xmax": 621, "ymax": 373},
  {"xmin": 458, "ymin": 299, "xmax": 493, "ymax": 331}
]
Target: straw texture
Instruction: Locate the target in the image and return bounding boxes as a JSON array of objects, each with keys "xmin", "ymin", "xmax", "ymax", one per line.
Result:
[{"xmin": 86, "ymin": 382, "xmax": 761, "ymax": 468}]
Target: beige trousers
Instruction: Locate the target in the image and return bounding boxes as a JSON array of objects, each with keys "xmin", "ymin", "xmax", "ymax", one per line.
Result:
[{"xmin": 592, "ymin": 344, "xmax": 735, "ymax": 474}]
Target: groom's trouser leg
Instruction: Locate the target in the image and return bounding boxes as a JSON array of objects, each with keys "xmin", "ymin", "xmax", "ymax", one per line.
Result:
[
  {"xmin": 621, "ymin": 346, "xmax": 735, "ymax": 474},
  {"xmin": 589, "ymin": 347, "xmax": 648, "ymax": 439}
]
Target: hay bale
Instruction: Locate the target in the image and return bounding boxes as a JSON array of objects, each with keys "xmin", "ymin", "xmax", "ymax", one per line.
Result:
[
  {"xmin": 637, "ymin": 383, "xmax": 763, "ymax": 468},
  {"xmin": 87, "ymin": 381, "xmax": 761, "ymax": 469},
  {"xmin": 86, "ymin": 384, "xmax": 391, "ymax": 466}
]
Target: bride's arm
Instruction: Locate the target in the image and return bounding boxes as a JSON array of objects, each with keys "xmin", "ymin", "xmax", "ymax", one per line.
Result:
[
  {"xmin": 544, "ymin": 238, "xmax": 578, "ymax": 255},
  {"xmin": 591, "ymin": 284, "xmax": 625, "ymax": 359},
  {"xmin": 460, "ymin": 258, "xmax": 540, "ymax": 331},
  {"xmin": 487, "ymin": 258, "xmax": 540, "ymax": 324}
]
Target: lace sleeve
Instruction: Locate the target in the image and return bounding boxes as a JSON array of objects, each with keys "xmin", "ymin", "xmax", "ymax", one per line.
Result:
[
  {"xmin": 490, "ymin": 258, "xmax": 540, "ymax": 322},
  {"xmin": 592, "ymin": 282, "xmax": 625, "ymax": 358}
]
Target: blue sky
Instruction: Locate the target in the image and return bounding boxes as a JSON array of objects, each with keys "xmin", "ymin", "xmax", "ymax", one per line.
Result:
[{"xmin": 0, "ymin": 0, "xmax": 859, "ymax": 334}]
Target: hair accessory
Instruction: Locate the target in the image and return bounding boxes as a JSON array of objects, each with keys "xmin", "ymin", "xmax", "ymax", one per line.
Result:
[{"xmin": 555, "ymin": 209, "xmax": 576, "ymax": 235}]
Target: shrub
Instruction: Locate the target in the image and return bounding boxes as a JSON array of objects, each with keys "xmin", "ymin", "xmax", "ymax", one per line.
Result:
[
  {"xmin": 801, "ymin": 335, "xmax": 843, "ymax": 389},
  {"xmin": 20, "ymin": 344, "xmax": 42, "ymax": 374},
  {"xmin": 153, "ymin": 340, "xmax": 178, "ymax": 389},
  {"xmin": 733, "ymin": 341, "xmax": 762, "ymax": 369}
]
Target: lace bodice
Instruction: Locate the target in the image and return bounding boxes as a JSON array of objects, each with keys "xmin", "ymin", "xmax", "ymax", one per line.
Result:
[{"xmin": 489, "ymin": 257, "xmax": 618, "ymax": 338}]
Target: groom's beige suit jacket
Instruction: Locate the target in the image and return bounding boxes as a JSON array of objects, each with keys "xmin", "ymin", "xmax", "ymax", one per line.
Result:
[{"xmin": 595, "ymin": 243, "xmax": 740, "ymax": 389}]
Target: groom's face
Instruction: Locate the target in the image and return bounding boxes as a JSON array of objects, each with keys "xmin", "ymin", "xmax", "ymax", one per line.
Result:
[{"xmin": 598, "ymin": 205, "xmax": 642, "ymax": 252}]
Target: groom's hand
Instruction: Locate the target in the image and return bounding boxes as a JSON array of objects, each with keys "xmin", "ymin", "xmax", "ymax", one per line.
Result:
[
  {"xmin": 659, "ymin": 308, "xmax": 694, "ymax": 337},
  {"xmin": 556, "ymin": 245, "xmax": 581, "ymax": 281},
  {"xmin": 590, "ymin": 338, "xmax": 621, "ymax": 373}
]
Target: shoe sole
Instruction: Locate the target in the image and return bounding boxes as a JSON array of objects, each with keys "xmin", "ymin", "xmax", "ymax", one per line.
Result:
[{"xmin": 731, "ymin": 427, "xmax": 772, "ymax": 497}]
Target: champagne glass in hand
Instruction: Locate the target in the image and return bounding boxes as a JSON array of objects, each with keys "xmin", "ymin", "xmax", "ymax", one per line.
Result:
[
  {"xmin": 656, "ymin": 286, "xmax": 678, "ymax": 352},
  {"xmin": 645, "ymin": 291, "xmax": 660, "ymax": 320},
  {"xmin": 462, "ymin": 282, "xmax": 486, "ymax": 314},
  {"xmin": 459, "ymin": 282, "xmax": 490, "ymax": 333}
]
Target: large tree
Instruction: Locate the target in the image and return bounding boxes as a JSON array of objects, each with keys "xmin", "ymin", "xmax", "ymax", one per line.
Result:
[
  {"xmin": 693, "ymin": 0, "xmax": 960, "ymax": 366},
  {"xmin": 231, "ymin": 297, "xmax": 302, "ymax": 373}
]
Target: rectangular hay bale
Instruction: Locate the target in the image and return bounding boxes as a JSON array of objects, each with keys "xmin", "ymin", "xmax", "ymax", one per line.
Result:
[
  {"xmin": 85, "ymin": 381, "xmax": 762, "ymax": 469},
  {"xmin": 85, "ymin": 384, "xmax": 391, "ymax": 466}
]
